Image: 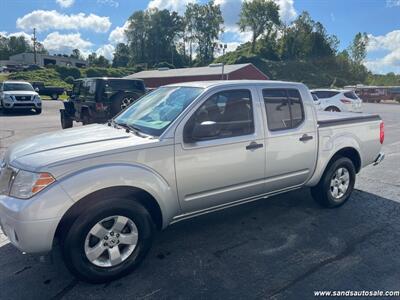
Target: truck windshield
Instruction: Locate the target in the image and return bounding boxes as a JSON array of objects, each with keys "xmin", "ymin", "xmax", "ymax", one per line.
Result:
[
  {"xmin": 114, "ymin": 86, "xmax": 203, "ymax": 136},
  {"xmin": 3, "ymin": 83, "xmax": 34, "ymax": 92}
]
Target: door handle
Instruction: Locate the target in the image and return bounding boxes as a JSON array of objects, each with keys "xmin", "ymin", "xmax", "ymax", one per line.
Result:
[
  {"xmin": 246, "ymin": 142, "xmax": 264, "ymax": 150},
  {"xmin": 299, "ymin": 134, "xmax": 313, "ymax": 142}
]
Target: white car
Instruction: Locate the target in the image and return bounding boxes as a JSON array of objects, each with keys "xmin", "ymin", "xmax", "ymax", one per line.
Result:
[
  {"xmin": 0, "ymin": 81, "xmax": 42, "ymax": 114},
  {"xmin": 311, "ymin": 89, "xmax": 362, "ymax": 113}
]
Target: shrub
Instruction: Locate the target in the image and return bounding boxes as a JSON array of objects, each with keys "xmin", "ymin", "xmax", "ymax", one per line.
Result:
[
  {"xmin": 64, "ymin": 76, "xmax": 75, "ymax": 84},
  {"xmin": 55, "ymin": 65, "xmax": 81, "ymax": 79}
]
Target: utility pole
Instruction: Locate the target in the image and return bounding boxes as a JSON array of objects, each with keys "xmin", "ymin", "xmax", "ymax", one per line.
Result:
[{"xmin": 32, "ymin": 28, "xmax": 37, "ymax": 65}]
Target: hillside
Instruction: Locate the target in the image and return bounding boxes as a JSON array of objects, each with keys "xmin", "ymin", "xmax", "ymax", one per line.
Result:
[
  {"xmin": 4, "ymin": 66, "xmax": 138, "ymax": 89},
  {"xmin": 215, "ymin": 54, "xmax": 368, "ymax": 89}
]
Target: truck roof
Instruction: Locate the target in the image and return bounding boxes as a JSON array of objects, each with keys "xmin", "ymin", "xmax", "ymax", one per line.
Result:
[
  {"xmin": 3, "ymin": 80, "xmax": 32, "ymax": 85},
  {"xmin": 165, "ymin": 80, "xmax": 305, "ymax": 89},
  {"xmin": 75, "ymin": 77, "xmax": 143, "ymax": 82}
]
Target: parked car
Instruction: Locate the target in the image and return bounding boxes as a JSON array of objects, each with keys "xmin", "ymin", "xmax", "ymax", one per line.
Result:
[
  {"xmin": 0, "ymin": 81, "xmax": 41, "ymax": 114},
  {"xmin": 0, "ymin": 80, "xmax": 384, "ymax": 283},
  {"xmin": 311, "ymin": 91, "xmax": 321, "ymax": 109},
  {"xmin": 32, "ymin": 82, "xmax": 65, "ymax": 100},
  {"xmin": 23, "ymin": 65, "xmax": 44, "ymax": 72},
  {"xmin": 310, "ymin": 89, "xmax": 363, "ymax": 112},
  {"xmin": 60, "ymin": 77, "xmax": 146, "ymax": 129}
]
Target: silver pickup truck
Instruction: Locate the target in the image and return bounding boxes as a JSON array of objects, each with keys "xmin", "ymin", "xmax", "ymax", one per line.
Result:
[{"xmin": 0, "ymin": 80, "xmax": 384, "ymax": 283}]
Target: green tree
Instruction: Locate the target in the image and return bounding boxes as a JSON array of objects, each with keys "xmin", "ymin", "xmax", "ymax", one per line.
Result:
[
  {"xmin": 279, "ymin": 12, "xmax": 337, "ymax": 60},
  {"xmin": 126, "ymin": 8, "xmax": 184, "ymax": 66},
  {"xmin": 184, "ymin": 1, "xmax": 223, "ymax": 65},
  {"xmin": 348, "ymin": 32, "xmax": 369, "ymax": 65},
  {"xmin": 87, "ymin": 52, "xmax": 110, "ymax": 67},
  {"xmin": 238, "ymin": 0, "xmax": 280, "ymax": 53},
  {"xmin": 112, "ymin": 43, "xmax": 130, "ymax": 67},
  {"xmin": 70, "ymin": 49, "xmax": 82, "ymax": 59}
]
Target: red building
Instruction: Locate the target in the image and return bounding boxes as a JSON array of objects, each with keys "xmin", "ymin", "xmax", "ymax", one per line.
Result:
[{"xmin": 125, "ymin": 63, "xmax": 269, "ymax": 88}]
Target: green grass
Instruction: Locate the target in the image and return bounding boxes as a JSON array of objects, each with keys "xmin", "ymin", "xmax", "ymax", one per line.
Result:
[{"xmin": 0, "ymin": 73, "xmax": 9, "ymax": 83}]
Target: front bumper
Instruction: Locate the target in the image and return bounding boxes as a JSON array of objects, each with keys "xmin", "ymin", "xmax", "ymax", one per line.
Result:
[
  {"xmin": 0, "ymin": 183, "xmax": 74, "ymax": 254},
  {"xmin": 3, "ymin": 101, "xmax": 41, "ymax": 110}
]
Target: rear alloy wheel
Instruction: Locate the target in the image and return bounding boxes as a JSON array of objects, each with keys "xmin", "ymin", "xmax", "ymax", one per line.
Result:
[
  {"xmin": 60, "ymin": 198, "xmax": 154, "ymax": 283},
  {"xmin": 311, "ymin": 156, "xmax": 355, "ymax": 208}
]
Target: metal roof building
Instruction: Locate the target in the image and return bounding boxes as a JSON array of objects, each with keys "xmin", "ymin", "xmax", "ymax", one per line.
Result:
[{"xmin": 125, "ymin": 63, "xmax": 269, "ymax": 88}]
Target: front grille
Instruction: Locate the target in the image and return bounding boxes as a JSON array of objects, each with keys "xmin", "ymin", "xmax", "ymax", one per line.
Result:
[
  {"xmin": 15, "ymin": 95, "xmax": 32, "ymax": 101},
  {"xmin": 13, "ymin": 103, "xmax": 35, "ymax": 107}
]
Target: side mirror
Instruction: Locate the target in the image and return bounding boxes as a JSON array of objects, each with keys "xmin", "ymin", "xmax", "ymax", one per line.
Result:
[
  {"xmin": 185, "ymin": 121, "xmax": 219, "ymax": 142},
  {"xmin": 34, "ymin": 87, "xmax": 39, "ymax": 92}
]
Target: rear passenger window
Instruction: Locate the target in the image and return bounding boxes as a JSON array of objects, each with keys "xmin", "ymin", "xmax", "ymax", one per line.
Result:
[
  {"xmin": 263, "ymin": 89, "xmax": 305, "ymax": 131},
  {"xmin": 288, "ymin": 89, "xmax": 304, "ymax": 128}
]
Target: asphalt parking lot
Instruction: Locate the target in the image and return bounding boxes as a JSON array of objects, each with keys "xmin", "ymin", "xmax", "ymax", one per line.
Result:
[{"xmin": 0, "ymin": 101, "xmax": 399, "ymax": 299}]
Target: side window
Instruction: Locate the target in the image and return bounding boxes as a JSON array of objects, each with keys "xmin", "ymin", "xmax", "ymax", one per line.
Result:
[
  {"xmin": 288, "ymin": 89, "xmax": 305, "ymax": 128},
  {"xmin": 185, "ymin": 89, "xmax": 254, "ymax": 141},
  {"xmin": 263, "ymin": 88, "xmax": 305, "ymax": 131},
  {"xmin": 263, "ymin": 89, "xmax": 291, "ymax": 130},
  {"xmin": 328, "ymin": 91, "xmax": 340, "ymax": 98},
  {"xmin": 344, "ymin": 91, "xmax": 357, "ymax": 99}
]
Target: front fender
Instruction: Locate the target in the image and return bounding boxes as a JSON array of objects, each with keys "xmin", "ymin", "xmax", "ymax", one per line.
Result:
[{"xmin": 58, "ymin": 163, "xmax": 180, "ymax": 228}]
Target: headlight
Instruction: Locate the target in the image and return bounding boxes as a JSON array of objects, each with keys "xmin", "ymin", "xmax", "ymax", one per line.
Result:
[
  {"xmin": 9, "ymin": 170, "xmax": 55, "ymax": 199},
  {"xmin": 3, "ymin": 95, "xmax": 13, "ymax": 101},
  {"xmin": 34, "ymin": 95, "xmax": 41, "ymax": 101}
]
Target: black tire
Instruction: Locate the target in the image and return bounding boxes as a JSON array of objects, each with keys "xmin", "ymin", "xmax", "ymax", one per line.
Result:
[
  {"xmin": 111, "ymin": 93, "xmax": 139, "ymax": 116},
  {"xmin": 81, "ymin": 113, "xmax": 90, "ymax": 125},
  {"xmin": 35, "ymin": 108, "xmax": 42, "ymax": 114},
  {"xmin": 311, "ymin": 156, "xmax": 356, "ymax": 208},
  {"xmin": 61, "ymin": 112, "xmax": 73, "ymax": 129},
  {"xmin": 325, "ymin": 106, "xmax": 340, "ymax": 112},
  {"xmin": 60, "ymin": 198, "xmax": 155, "ymax": 283},
  {"xmin": 51, "ymin": 93, "xmax": 59, "ymax": 100}
]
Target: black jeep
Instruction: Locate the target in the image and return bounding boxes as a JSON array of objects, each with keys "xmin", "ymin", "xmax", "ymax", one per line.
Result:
[{"xmin": 60, "ymin": 77, "xmax": 146, "ymax": 129}]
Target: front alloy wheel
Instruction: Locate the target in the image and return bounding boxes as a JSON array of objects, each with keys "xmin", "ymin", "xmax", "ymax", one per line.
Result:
[
  {"xmin": 84, "ymin": 215, "xmax": 138, "ymax": 268},
  {"xmin": 60, "ymin": 198, "xmax": 154, "ymax": 283}
]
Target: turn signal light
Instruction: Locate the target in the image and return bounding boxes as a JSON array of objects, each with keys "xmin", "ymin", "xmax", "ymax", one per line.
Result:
[{"xmin": 31, "ymin": 173, "xmax": 55, "ymax": 194}]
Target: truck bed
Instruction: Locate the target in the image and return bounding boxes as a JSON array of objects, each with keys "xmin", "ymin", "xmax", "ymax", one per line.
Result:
[{"xmin": 317, "ymin": 111, "xmax": 381, "ymax": 128}]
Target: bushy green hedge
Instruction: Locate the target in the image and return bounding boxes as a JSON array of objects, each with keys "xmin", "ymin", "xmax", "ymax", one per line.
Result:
[
  {"xmin": 82, "ymin": 67, "xmax": 138, "ymax": 78},
  {"xmin": 55, "ymin": 65, "xmax": 81, "ymax": 79},
  {"xmin": 6, "ymin": 66, "xmax": 140, "ymax": 90},
  {"xmin": 8, "ymin": 69, "xmax": 72, "ymax": 89}
]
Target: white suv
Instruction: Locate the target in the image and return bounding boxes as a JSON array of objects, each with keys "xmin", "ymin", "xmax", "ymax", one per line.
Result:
[
  {"xmin": 311, "ymin": 89, "xmax": 362, "ymax": 113},
  {"xmin": 0, "ymin": 81, "xmax": 42, "ymax": 114}
]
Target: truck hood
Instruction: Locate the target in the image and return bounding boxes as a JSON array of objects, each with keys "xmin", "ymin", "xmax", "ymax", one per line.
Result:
[
  {"xmin": 5, "ymin": 124, "xmax": 158, "ymax": 170},
  {"xmin": 3, "ymin": 91, "xmax": 38, "ymax": 96}
]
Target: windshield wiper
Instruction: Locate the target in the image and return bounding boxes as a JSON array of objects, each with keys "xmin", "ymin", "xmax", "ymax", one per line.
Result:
[{"xmin": 110, "ymin": 120, "xmax": 151, "ymax": 138}]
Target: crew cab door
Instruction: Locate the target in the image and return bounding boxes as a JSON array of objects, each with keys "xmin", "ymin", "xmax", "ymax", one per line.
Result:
[
  {"xmin": 174, "ymin": 87, "xmax": 265, "ymax": 213},
  {"xmin": 260, "ymin": 87, "xmax": 317, "ymax": 192}
]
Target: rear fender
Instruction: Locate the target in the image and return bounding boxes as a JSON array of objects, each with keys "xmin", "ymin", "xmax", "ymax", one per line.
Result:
[{"xmin": 306, "ymin": 132, "xmax": 361, "ymax": 187}]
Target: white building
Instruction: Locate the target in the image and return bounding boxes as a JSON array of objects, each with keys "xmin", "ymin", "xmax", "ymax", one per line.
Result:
[{"xmin": 1, "ymin": 53, "xmax": 87, "ymax": 68}]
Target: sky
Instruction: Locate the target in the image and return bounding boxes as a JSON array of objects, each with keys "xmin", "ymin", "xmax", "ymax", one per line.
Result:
[{"xmin": 1, "ymin": 0, "xmax": 400, "ymax": 74}]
